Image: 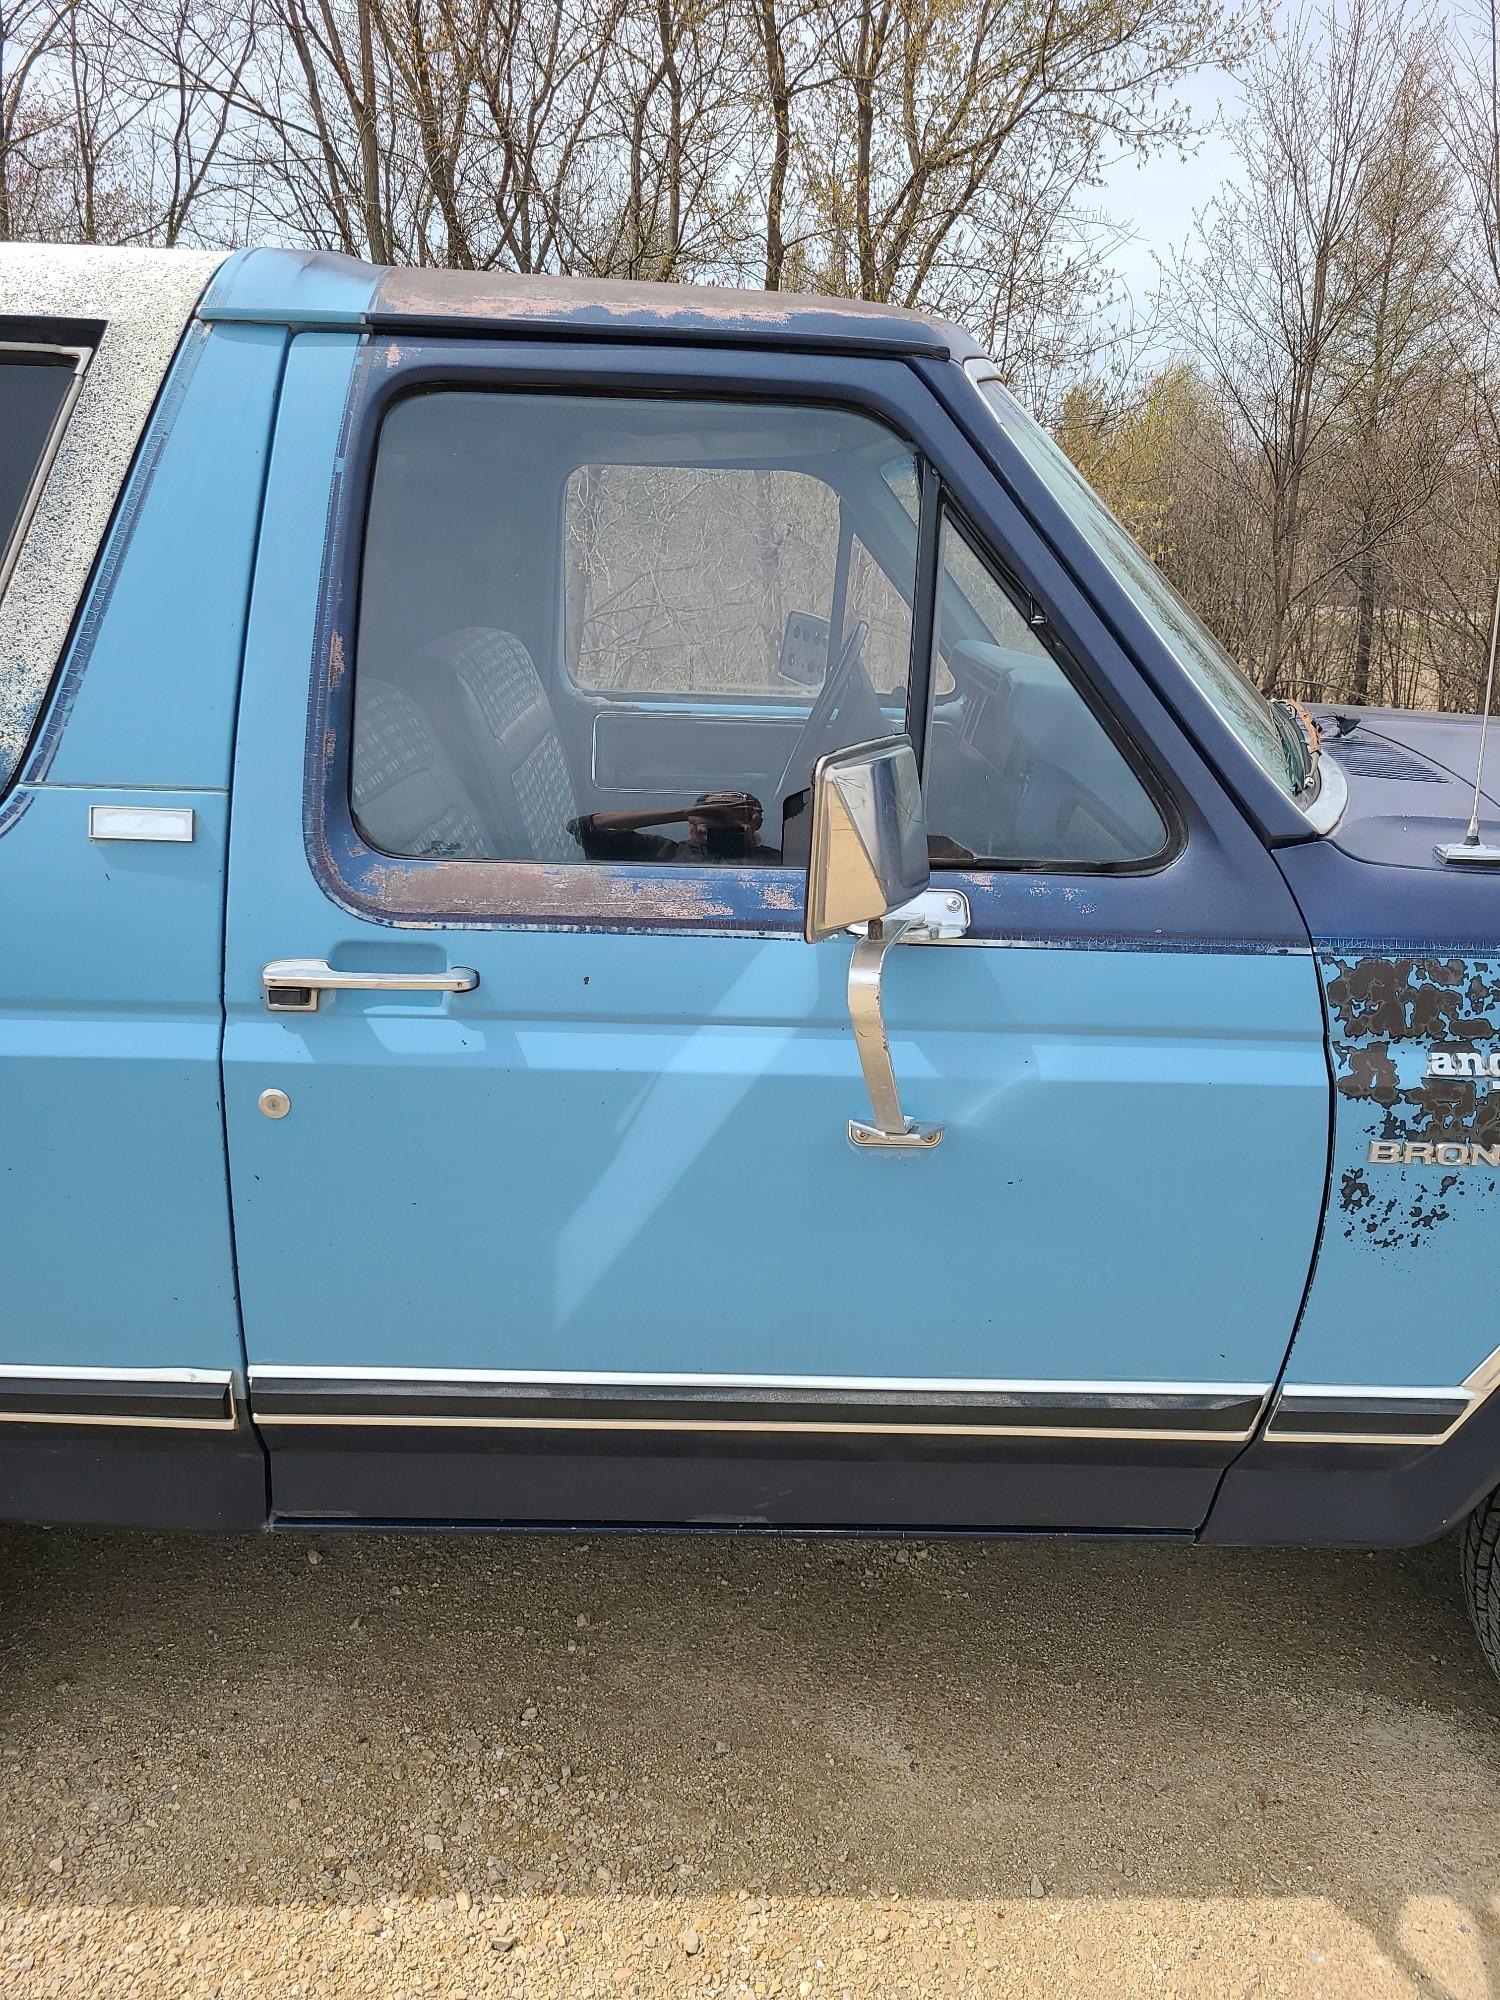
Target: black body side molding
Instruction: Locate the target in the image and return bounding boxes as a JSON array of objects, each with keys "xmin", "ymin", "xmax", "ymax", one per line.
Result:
[
  {"xmin": 1205, "ymin": 1387, "xmax": 1500, "ymax": 1546},
  {"xmin": 0, "ymin": 1430, "xmax": 268, "ymax": 1531}
]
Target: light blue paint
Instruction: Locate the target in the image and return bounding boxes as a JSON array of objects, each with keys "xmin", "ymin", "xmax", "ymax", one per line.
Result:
[
  {"xmin": 222, "ymin": 337, "xmax": 1329, "ymax": 1398},
  {"xmin": 46, "ymin": 322, "xmax": 286, "ymax": 790},
  {"xmin": 0, "ymin": 789, "xmax": 240, "ymax": 1371},
  {"xmin": 200, "ymin": 247, "xmax": 382, "ymax": 327},
  {"xmin": 0, "ymin": 315, "xmax": 285, "ymax": 1383},
  {"xmin": 0, "ymin": 298, "xmax": 1339, "ymax": 1491},
  {"xmin": 224, "ymin": 935, "xmax": 1327, "ymax": 1385},
  {"xmin": 1282, "ymin": 952, "xmax": 1500, "ymax": 1391}
]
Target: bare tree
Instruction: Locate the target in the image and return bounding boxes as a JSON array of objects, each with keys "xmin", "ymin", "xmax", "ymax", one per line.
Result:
[
  {"xmin": 744, "ymin": 0, "xmax": 835, "ymax": 288},
  {"xmin": 1443, "ymin": 0, "xmax": 1500, "ymax": 707},
  {"xmin": 1164, "ymin": 0, "xmax": 1423, "ymax": 691},
  {"xmin": 796, "ymin": 0, "xmax": 1254, "ymax": 311},
  {"xmin": 1, "ymin": 0, "xmax": 79, "ymax": 238},
  {"xmin": 1326, "ymin": 40, "xmax": 1458, "ymax": 700},
  {"xmin": 6, "ymin": 0, "xmax": 1498, "ymax": 723}
]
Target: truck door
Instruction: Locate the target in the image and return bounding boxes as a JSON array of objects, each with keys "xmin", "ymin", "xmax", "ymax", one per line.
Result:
[{"xmin": 223, "ymin": 329, "xmax": 1328, "ymax": 1531}]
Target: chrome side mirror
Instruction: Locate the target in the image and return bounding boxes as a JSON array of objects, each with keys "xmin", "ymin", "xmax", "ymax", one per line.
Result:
[
  {"xmin": 803, "ymin": 737, "xmax": 951, "ymax": 1151},
  {"xmin": 803, "ymin": 736, "xmax": 929, "ymax": 945}
]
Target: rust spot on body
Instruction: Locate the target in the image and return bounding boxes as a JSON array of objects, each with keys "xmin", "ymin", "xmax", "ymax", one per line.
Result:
[
  {"xmin": 1324, "ymin": 951, "xmax": 1500, "ymax": 1242},
  {"xmin": 1326, "ymin": 954, "xmax": 1497, "ymax": 1043},
  {"xmin": 1337, "ymin": 1045, "xmax": 1400, "ymax": 1105},
  {"xmin": 371, "ymin": 268, "xmax": 947, "ymax": 354},
  {"xmin": 353, "ymin": 854, "xmax": 799, "ymax": 932}
]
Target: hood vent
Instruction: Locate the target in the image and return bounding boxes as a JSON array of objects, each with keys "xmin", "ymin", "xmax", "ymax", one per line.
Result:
[{"xmin": 1326, "ymin": 738, "xmax": 1444, "ymax": 783}]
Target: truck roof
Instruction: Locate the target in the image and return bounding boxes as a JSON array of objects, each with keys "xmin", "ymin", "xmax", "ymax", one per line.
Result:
[
  {"xmin": 200, "ymin": 247, "xmax": 961, "ymax": 358},
  {"xmin": 0, "ymin": 242, "xmax": 964, "ymax": 358}
]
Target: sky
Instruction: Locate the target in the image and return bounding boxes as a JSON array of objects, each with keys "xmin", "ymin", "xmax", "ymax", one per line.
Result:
[
  {"xmin": 1103, "ymin": 0, "xmax": 1479, "ymax": 306},
  {"xmin": 1090, "ymin": 65, "xmax": 1247, "ymax": 313}
]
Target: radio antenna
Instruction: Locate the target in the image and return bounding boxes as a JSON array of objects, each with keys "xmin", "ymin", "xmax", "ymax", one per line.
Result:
[{"xmin": 1437, "ymin": 563, "xmax": 1500, "ymax": 865}]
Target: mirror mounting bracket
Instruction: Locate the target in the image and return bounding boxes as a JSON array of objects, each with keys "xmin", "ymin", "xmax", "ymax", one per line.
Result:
[
  {"xmin": 845, "ymin": 897, "xmax": 967, "ymax": 1150},
  {"xmin": 848, "ymin": 888, "xmax": 969, "ymax": 943}
]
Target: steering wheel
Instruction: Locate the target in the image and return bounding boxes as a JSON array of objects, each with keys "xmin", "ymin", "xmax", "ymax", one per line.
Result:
[{"xmin": 775, "ymin": 618, "xmax": 871, "ymax": 802}]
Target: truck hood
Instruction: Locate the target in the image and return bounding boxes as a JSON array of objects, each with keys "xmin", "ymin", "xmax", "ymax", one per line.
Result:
[{"xmin": 1309, "ymin": 704, "xmax": 1499, "ymax": 872}]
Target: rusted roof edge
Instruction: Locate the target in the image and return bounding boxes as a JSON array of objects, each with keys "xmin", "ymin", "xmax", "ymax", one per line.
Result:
[
  {"xmin": 197, "ymin": 251, "xmax": 957, "ymax": 356},
  {"xmin": 197, "ymin": 297, "xmax": 949, "ymax": 357},
  {"xmin": 361, "ymin": 306, "xmax": 948, "ymax": 357},
  {"xmin": 200, "ymin": 296, "xmax": 952, "ymax": 360},
  {"xmin": 370, "ymin": 264, "xmax": 952, "ymax": 357}
]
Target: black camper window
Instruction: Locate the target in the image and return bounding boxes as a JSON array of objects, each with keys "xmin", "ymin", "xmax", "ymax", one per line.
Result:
[{"xmin": 0, "ymin": 344, "xmax": 88, "ymax": 590}]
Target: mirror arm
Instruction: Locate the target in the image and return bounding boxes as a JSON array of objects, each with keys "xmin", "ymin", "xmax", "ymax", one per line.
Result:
[{"xmin": 847, "ymin": 917, "xmax": 944, "ymax": 1150}]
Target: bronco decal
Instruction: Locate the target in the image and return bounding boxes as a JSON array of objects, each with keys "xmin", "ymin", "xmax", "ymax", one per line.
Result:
[{"xmin": 1323, "ymin": 953, "xmax": 1500, "ymax": 1245}]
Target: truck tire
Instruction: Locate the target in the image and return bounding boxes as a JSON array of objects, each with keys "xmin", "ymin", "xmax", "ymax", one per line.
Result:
[{"xmin": 1462, "ymin": 1489, "xmax": 1500, "ymax": 1682}]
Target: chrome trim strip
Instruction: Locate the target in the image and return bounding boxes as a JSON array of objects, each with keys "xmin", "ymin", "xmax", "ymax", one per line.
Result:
[
  {"xmin": 247, "ymin": 1368, "xmax": 1269, "ymax": 1442},
  {"xmin": 250, "ymin": 1414, "xmax": 1257, "ymax": 1441},
  {"xmin": 0, "ymin": 1363, "xmax": 232, "ymax": 1381},
  {"xmin": 1300, "ymin": 752, "xmax": 1349, "ymax": 836},
  {"xmin": 0, "ymin": 1412, "xmax": 236, "ymax": 1432},
  {"xmin": 248, "ymin": 1365, "xmax": 1268, "ymax": 1395},
  {"xmin": 1462, "ymin": 1341, "xmax": 1500, "ymax": 1402},
  {"xmin": 0, "ymin": 1364, "xmax": 237, "ymax": 1431}
]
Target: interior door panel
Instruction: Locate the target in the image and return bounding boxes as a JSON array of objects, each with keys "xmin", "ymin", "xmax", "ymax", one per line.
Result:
[{"xmin": 588, "ymin": 704, "xmax": 804, "ymax": 797}]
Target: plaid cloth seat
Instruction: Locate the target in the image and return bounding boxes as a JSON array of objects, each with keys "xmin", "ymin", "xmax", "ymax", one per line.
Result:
[
  {"xmin": 402, "ymin": 627, "xmax": 583, "ymax": 864},
  {"xmin": 351, "ymin": 678, "xmax": 488, "ymax": 859}
]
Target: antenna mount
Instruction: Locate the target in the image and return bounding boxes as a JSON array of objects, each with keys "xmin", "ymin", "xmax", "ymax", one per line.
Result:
[{"xmin": 1437, "ymin": 564, "xmax": 1500, "ymax": 866}]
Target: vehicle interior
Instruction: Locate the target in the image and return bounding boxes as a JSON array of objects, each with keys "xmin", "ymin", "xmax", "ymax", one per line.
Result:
[{"xmin": 352, "ymin": 389, "xmax": 1168, "ymax": 872}]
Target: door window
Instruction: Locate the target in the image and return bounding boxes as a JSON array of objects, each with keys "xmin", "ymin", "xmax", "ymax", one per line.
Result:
[
  {"xmin": 352, "ymin": 391, "xmax": 919, "ymax": 869},
  {"xmin": 922, "ymin": 513, "xmax": 1170, "ymax": 868}
]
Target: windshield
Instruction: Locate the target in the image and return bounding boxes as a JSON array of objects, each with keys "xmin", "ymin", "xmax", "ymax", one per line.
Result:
[{"xmin": 968, "ymin": 372, "xmax": 1309, "ymax": 802}]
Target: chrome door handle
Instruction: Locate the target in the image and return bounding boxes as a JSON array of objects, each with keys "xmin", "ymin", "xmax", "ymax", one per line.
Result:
[{"xmin": 262, "ymin": 957, "xmax": 479, "ymax": 1012}]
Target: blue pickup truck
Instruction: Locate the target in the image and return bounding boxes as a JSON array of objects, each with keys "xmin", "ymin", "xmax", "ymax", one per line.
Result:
[{"xmin": 5, "ymin": 244, "xmax": 1500, "ymax": 1678}]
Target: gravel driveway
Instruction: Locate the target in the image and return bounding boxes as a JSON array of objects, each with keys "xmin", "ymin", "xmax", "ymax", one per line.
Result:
[{"xmin": 0, "ymin": 1525, "xmax": 1496, "ymax": 1998}]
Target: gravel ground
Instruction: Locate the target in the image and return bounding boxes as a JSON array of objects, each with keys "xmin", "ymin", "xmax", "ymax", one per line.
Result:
[{"xmin": 0, "ymin": 1525, "xmax": 1497, "ymax": 1999}]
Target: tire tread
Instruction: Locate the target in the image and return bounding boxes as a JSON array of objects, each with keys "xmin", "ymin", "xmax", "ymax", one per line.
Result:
[{"xmin": 1462, "ymin": 1490, "xmax": 1500, "ymax": 1682}]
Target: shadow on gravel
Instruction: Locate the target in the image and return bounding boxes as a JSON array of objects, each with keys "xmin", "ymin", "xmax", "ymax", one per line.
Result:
[{"xmin": 0, "ymin": 1528, "xmax": 1496, "ymax": 1987}]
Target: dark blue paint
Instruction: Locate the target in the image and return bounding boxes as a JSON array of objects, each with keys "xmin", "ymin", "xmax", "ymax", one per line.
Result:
[
  {"xmin": 265, "ymin": 1431, "xmax": 1243, "ymax": 1535},
  {"xmin": 1318, "ymin": 705, "xmax": 1500, "ymax": 803},
  {"xmin": 1206, "ymin": 1387, "xmax": 1500, "ymax": 1546},
  {"xmin": 1276, "ymin": 837, "xmax": 1500, "ymax": 957},
  {"xmin": 306, "ymin": 335, "xmax": 1311, "ymax": 952}
]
